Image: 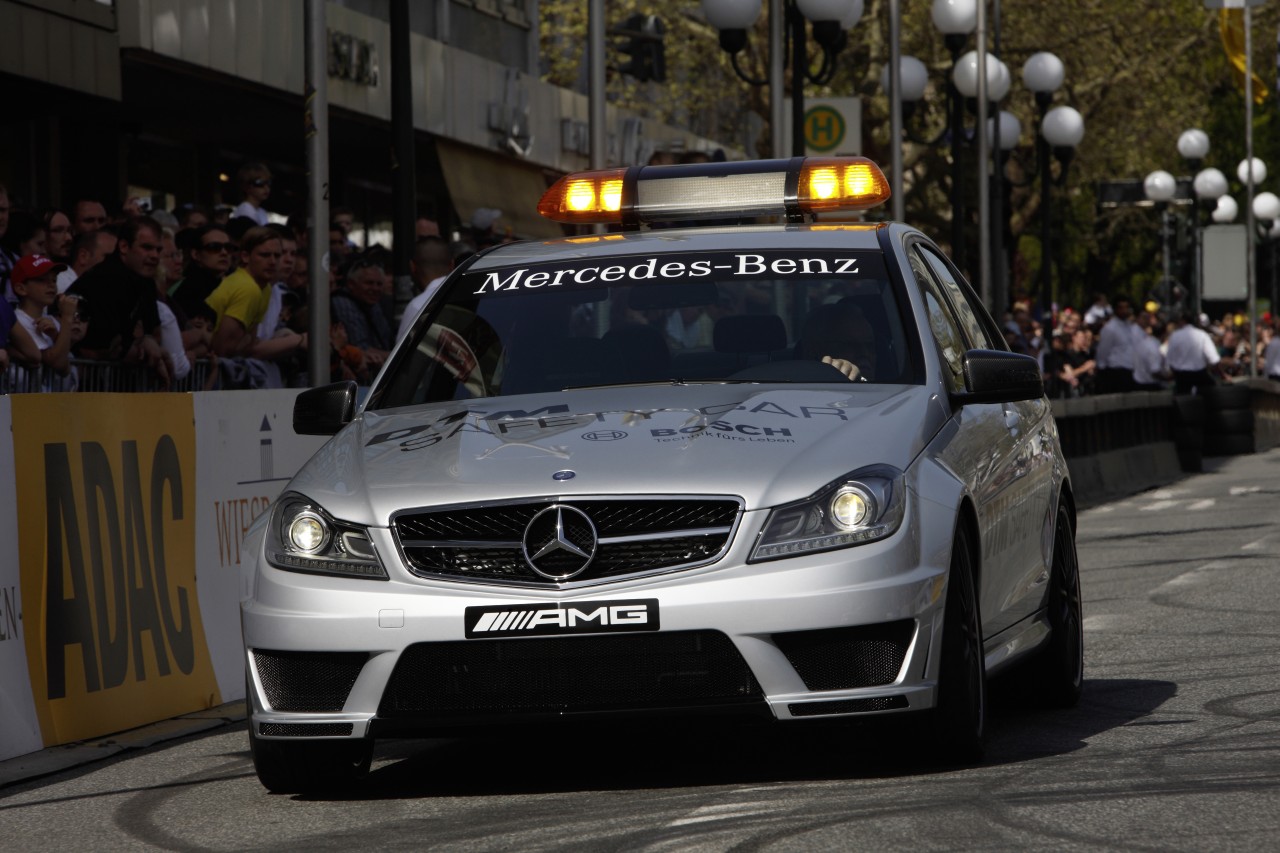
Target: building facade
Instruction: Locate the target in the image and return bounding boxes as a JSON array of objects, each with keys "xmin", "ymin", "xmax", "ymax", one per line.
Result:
[{"xmin": 0, "ymin": 0, "xmax": 732, "ymax": 241}]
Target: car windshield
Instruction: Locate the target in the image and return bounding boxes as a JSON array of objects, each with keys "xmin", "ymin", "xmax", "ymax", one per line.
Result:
[{"xmin": 373, "ymin": 247, "xmax": 917, "ymax": 410}]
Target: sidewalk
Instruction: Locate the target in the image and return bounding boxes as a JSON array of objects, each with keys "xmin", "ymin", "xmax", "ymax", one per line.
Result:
[{"xmin": 0, "ymin": 702, "xmax": 246, "ymax": 790}]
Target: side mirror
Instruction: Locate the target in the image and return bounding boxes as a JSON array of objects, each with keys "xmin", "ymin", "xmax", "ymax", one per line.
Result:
[
  {"xmin": 950, "ymin": 349, "xmax": 1044, "ymax": 406},
  {"xmin": 293, "ymin": 381, "xmax": 358, "ymax": 435}
]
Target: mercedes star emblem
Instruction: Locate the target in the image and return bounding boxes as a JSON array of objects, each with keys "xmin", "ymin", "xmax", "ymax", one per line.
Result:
[{"xmin": 522, "ymin": 505, "xmax": 598, "ymax": 580}]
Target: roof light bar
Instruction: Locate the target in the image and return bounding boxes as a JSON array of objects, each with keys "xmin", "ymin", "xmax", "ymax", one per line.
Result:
[{"xmin": 537, "ymin": 157, "xmax": 891, "ymax": 226}]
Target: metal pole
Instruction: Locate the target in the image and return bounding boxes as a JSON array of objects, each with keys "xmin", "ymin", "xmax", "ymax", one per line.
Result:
[
  {"xmin": 1037, "ymin": 99, "xmax": 1051, "ymax": 327},
  {"xmin": 1245, "ymin": 5, "xmax": 1257, "ymax": 377},
  {"xmin": 889, "ymin": 0, "xmax": 903, "ymax": 221},
  {"xmin": 589, "ymin": 1, "xmax": 606, "ymax": 170},
  {"xmin": 304, "ymin": 0, "xmax": 330, "ymax": 386},
  {"xmin": 949, "ymin": 69, "xmax": 964, "ymax": 273},
  {"xmin": 790, "ymin": 2, "xmax": 805, "ymax": 157},
  {"xmin": 1161, "ymin": 205, "xmax": 1172, "ymax": 299},
  {"xmin": 975, "ymin": 0, "xmax": 990, "ymax": 310},
  {"xmin": 770, "ymin": 0, "xmax": 785, "ymax": 158},
  {"xmin": 990, "ymin": 0, "xmax": 1005, "ymax": 314},
  {"xmin": 389, "ymin": 0, "xmax": 416, "ymax": 324}
]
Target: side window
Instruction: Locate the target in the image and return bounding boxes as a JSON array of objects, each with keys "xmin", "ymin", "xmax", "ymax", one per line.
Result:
[
  {"xmin": 907, "ymin": 247, "xmax": 966, "ymax": 390},
  {"xmin": 918, "ymin": 246, "xmax": 1004, "ymax": 351}
]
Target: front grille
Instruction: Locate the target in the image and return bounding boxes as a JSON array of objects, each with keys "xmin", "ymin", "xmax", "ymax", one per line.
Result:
[
  {"xmin": 378, "ymin": 630, "xmax": 761, "ymax": 717},
  {"xmin": 788, "ymin": 696, "xmax": 909, "ymax": 717},
  {"xmin": 772, "ymin": 620, "xmax": 915, "ymax": 691},
  {"xmin": 258, "ymin": 722, "xmax": 355, "ymax": 737},
  {"xmin": 253, "ymin": 650, "xmax": 367, "ymax": 712},
  {"xmin": 394, "ymin": 498, "xmax": 740, "ymax": 586}
]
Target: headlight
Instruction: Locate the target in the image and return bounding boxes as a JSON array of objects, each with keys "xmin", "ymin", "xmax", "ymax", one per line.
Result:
[
  {"xmin": 265, "ymin": 492, "xmax": 388, "ymax": 580},
  {"xmin": 751, "ymin": 466, "xmax": 905, "ymax": 561}
]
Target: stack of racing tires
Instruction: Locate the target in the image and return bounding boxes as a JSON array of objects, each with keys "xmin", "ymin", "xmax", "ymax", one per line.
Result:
[
  {"xmin": 1201, "ymin": 383, "xmax": 1255, "ymax": 458},
  {"xmin": 1171, "ymin": 393, "xmax": 1206, "ymax": 472}
]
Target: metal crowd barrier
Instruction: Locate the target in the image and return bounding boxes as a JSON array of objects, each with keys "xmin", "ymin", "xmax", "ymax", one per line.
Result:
[{"xmin": 1, "ymin": 358, "xmax": 214, "ymax": 394}]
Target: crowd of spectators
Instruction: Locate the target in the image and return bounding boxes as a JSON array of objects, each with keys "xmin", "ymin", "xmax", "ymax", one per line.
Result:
[
  {"xmin": 0, "ymin": 161, "xmax": 503, "ymax": 393},
  {"xmin": 1000, "ymin": 290, "xmax": 1280, "ymax": 399}
]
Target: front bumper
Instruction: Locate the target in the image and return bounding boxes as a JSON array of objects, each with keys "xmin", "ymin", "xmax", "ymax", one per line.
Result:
[{"xmin": 243, "ymin": 508, "xmax": 950, "ymax": 740}]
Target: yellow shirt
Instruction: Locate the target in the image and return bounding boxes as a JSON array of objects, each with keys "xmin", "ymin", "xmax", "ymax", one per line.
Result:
[{"xmin": 206, "ymin": 268, "xmax": 271, "ymax": 334}]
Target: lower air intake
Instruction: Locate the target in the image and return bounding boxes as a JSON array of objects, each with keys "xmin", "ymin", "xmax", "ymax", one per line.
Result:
[
  {"xmin": 253, "ymin": 649, "xmax": 367, "ymax": 712},
  {"xmin": 258, "ymin": 722, "xmax": 355, "ymax": 737},
  {"xmin": 788, "ymin": 696, "xmax": 910, "ymax": 717},
  {"xmin": 379, "ymin": 630, "xmax": 761, "ymax": 717},
  {"xmin": 772, "ymin": 620, "xmax": 915, "ymax": 691}
]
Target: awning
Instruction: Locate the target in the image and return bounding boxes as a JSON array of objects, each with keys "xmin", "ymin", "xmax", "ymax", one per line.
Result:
[{"xmin": 436, "ymin": 140, "xmax": 563, "ymax": 240}]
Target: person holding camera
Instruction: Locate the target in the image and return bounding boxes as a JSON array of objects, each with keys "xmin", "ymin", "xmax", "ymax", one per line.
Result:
[{"xmin": 9, "ymin": 254, "xmax": 85, "ymax": 390}]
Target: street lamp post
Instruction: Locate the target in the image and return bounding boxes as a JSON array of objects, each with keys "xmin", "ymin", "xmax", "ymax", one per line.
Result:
[
  {"xmin": 1253, "ymin": 192, "xmax": 1280, "ymax": 354},
  {"xmin": 1177, "ymin": 129, "xmax": 1210, "ymax": 312},
  {"xmin": 1144, "ymin": 170, "xmax": 1178, "ymax": 309},
  {"xmin": 1038, "ymin": 105, "xmax": 1084, "ymax": 329},
  {"xmin": 703, "ymin": 0, "xmax": 863, "ymax": 157},
  {"xmin": 1239, "ymin": 156, "xmax": 1267, "ymax": 375},
  {"xmin": 932, "ymin": 0, "xmax": 977, "ymax": 270},
  {"xmin": 1192, "ymin": 164, "xmax": 1228, "ymax": 316},
  {"xmin": 1022, "ymin": 52, "xmax": 1064, "ymax": 324},
  {"xmin": 989, "ymin": 109, "xmax": 1021, "ymax": 315}
]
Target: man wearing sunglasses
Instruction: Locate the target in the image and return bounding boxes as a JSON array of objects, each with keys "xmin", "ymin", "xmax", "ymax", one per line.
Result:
[
  {"xmin": 66, "ymin": 216, "xmax": 171, "ymax": 386},
  {"xmin": 232, "ymin": 161, "xmax": 273, "ymax": 227}
]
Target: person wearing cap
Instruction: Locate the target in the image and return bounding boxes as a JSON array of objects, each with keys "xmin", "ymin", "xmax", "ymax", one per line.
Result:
[
  {"xmin": 470, "ymin": 207, "xmax": 504, "ymax": 248},
  {"xmin": 10, "ymin": 254, "xmax": 83, "ymax": 389}
]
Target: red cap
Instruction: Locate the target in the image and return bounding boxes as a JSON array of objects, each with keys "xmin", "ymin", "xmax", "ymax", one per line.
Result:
[{"xmin": 11, "ymin": 254, "xmax": 67, "ymax": 286}]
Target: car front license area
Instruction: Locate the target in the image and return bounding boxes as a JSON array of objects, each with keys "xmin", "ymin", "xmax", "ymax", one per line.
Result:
[{"xmin": 243, "ymin": 494, "xmax": 948, "ymax": 738}]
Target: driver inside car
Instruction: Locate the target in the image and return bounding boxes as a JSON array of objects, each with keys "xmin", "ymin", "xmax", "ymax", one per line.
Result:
[{"xmin": 800, "ymin": 299, "xmax": 876, "ymax": 382}]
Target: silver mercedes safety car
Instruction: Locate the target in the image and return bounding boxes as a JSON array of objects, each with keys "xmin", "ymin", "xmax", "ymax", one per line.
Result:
[{"xmin": 241, "ymin": 157, "xmax": 1082, "ymax": 793}]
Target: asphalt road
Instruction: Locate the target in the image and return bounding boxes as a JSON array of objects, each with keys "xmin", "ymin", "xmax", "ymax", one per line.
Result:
[{"xmin": 3, "ymin": 451, "xmax": 1279, "ymax": 851}]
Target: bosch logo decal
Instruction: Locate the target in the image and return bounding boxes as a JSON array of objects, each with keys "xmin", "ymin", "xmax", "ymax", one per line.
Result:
[
  {"xmin": 465, "ymin": 599, "xmax": 660, "ymax": 638},
  {"xmin": 652, "ymin": 421, "xmax": 795, "ymax": 444}
]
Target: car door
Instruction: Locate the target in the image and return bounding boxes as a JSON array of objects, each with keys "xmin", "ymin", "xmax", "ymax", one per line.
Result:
[{"xmin": 906, "ymin": 241, "xmax": 1051, "ymax": 639}]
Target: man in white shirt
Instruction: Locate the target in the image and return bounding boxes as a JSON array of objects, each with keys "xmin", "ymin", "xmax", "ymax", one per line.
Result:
[
  {"xmin": 396, "ymin": 236, "xmax": 454, "ymax": 344},
  {"xmin": 1131, "ymin": 311, "xmax": 1168, "ymax": 390},
  {"xmin": 1094, "ymin": 296, "xmax": 1137, "ymax": 393},
  {"xmin": 231, "ymin": 162, "xmax": 273, "ymax": 226},
  {"xmin": 1265, "ymin": 327, "xmax": 1280, "ymax": 382},
  {"xmin": 1165, "ymin": 311, "xmax": 1222, "ymax": 394}
]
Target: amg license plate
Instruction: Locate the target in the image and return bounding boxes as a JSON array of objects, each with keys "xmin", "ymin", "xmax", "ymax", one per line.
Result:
[{"xmin": 464, "ymin": 599, "xmax": 660, "ymax": 638}]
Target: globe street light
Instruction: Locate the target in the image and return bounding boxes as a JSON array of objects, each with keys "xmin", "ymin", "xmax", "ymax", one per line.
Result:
[
  {"xmin": 1213, "ymin": 195, "xmax": 1239, "ymax": 224},
  {"xmin": 703, "ymin": 0, "xmax": 863, "ymax": 157}
]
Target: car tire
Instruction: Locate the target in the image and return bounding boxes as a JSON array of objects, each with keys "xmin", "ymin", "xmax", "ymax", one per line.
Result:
[
  {"xmin": 1205, "ymin": 409, "xmax": 1255, "ymax": 435},
  {"xmin": 1027, "ymin": 502, "xmax": 1084, "ymax": 708},
  {"xmin": 928, "ymin": 524, "xmax": 985, "ymax": 764},
  {"xmin": 1201, "ymin": 384, "xmax": 1251, "ymax": 410}
]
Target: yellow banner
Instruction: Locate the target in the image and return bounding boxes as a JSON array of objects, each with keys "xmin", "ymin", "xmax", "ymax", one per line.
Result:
[
  {"xmin": 1220, "ymin": 9, "xmax": 1268, "ymax": 104},
  {"xmin": 12, "ymin": 394, "xmax": 220, "ymax": 746}
]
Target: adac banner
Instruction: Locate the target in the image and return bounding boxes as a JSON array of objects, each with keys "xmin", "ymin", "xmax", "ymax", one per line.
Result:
[
  {"xmin": 11, "ymin": 394, "xmax": 220, "ymax": 746},
  {"xmin": 0, "ymin": 396, "xmax": 42, "ymax": 761}
]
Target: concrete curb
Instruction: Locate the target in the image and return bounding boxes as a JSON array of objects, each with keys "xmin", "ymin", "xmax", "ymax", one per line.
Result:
[{"xmin": 0, "ymin": 702, "xmax": 246, "ymax": 790}]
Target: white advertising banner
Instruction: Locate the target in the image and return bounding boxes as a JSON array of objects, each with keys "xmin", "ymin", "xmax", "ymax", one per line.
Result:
[
  {"xmin": 0, "ymin": 396, "xmax": 42, "ymax": 762},
  {"xmin": 192, "ymin": 390, "xmax": 328, "ymax": 700}
]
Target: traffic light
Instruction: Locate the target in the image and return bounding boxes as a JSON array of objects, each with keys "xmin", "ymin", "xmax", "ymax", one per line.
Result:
[{"xmin": 616, "ymin": 14, "xmax": 665, "ymax": 83}]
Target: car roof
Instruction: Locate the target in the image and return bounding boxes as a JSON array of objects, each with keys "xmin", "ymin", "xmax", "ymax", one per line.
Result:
[{"xmin": 467, "ymin": 222, "xmax": 911, "ymax": 271}]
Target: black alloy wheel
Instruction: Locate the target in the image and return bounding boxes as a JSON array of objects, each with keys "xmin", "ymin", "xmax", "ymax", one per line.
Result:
[
  {"xmin": 929, "ymin": 523, "xmax": 985, "ymax": 764},
  {"xmin": 1031, "ymin": 501, "xmax": 1084, "ymax": 708}
]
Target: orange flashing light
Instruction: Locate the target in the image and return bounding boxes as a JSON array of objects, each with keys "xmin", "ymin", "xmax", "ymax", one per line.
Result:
[
  {"xmin": 538, "ymin": 168, "xmax": 628, "ymax": 224},
  {"xmin": 797, "ymin": 157, "xmax": 891, "ymax": 214}
]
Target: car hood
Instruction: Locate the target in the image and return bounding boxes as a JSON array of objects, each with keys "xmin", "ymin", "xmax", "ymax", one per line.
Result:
[{"xmin": 288, "ymin": 384, "xmax": 946, "ymax": 525}]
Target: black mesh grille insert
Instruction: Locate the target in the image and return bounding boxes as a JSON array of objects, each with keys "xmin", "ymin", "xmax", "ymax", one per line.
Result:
[
  {"xmin": 258, "ymin": 722, "xmax": 355, "ymax": 737},
  {"xmin": 394, "ymin": 498, "xmax": 740, "ymax": 585},
  {"xmin": 253, "ymin": 650, "xmax": 367, "ymax": 712},
  {"xmin": 378, "ymin": 630, "xmax": 761, "ymax": 717},
  {"xmin": 788, "ymin": 696, "xmax": 910, "ymax": 717},
  {"xmin": 773, "ymin": 620, "xmax": 915, "ymax": 691}
]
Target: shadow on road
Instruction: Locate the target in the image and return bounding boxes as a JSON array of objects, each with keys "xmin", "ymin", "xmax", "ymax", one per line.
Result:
[{"xmin": 300, "ymin": 677, "xmax": 1176, "ymax": 801}]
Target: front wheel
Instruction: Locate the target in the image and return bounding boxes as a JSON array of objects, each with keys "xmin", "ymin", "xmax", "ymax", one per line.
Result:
[
  {"xmin": 249, "ymin": 725, "xmax": 373, "ymax": 794},
  {"xmin": 1028, "ymin": 502, "xmax": 1084, "ymax": 708},
  {"xmin": 928, "ymin": 524, "xmax": 985, "ymax": 764}
]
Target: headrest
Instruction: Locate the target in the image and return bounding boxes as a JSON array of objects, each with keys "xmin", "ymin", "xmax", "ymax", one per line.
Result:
[{"xmin": 714, "ymin": 314, "xmax": 787, "ymax": 354}]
